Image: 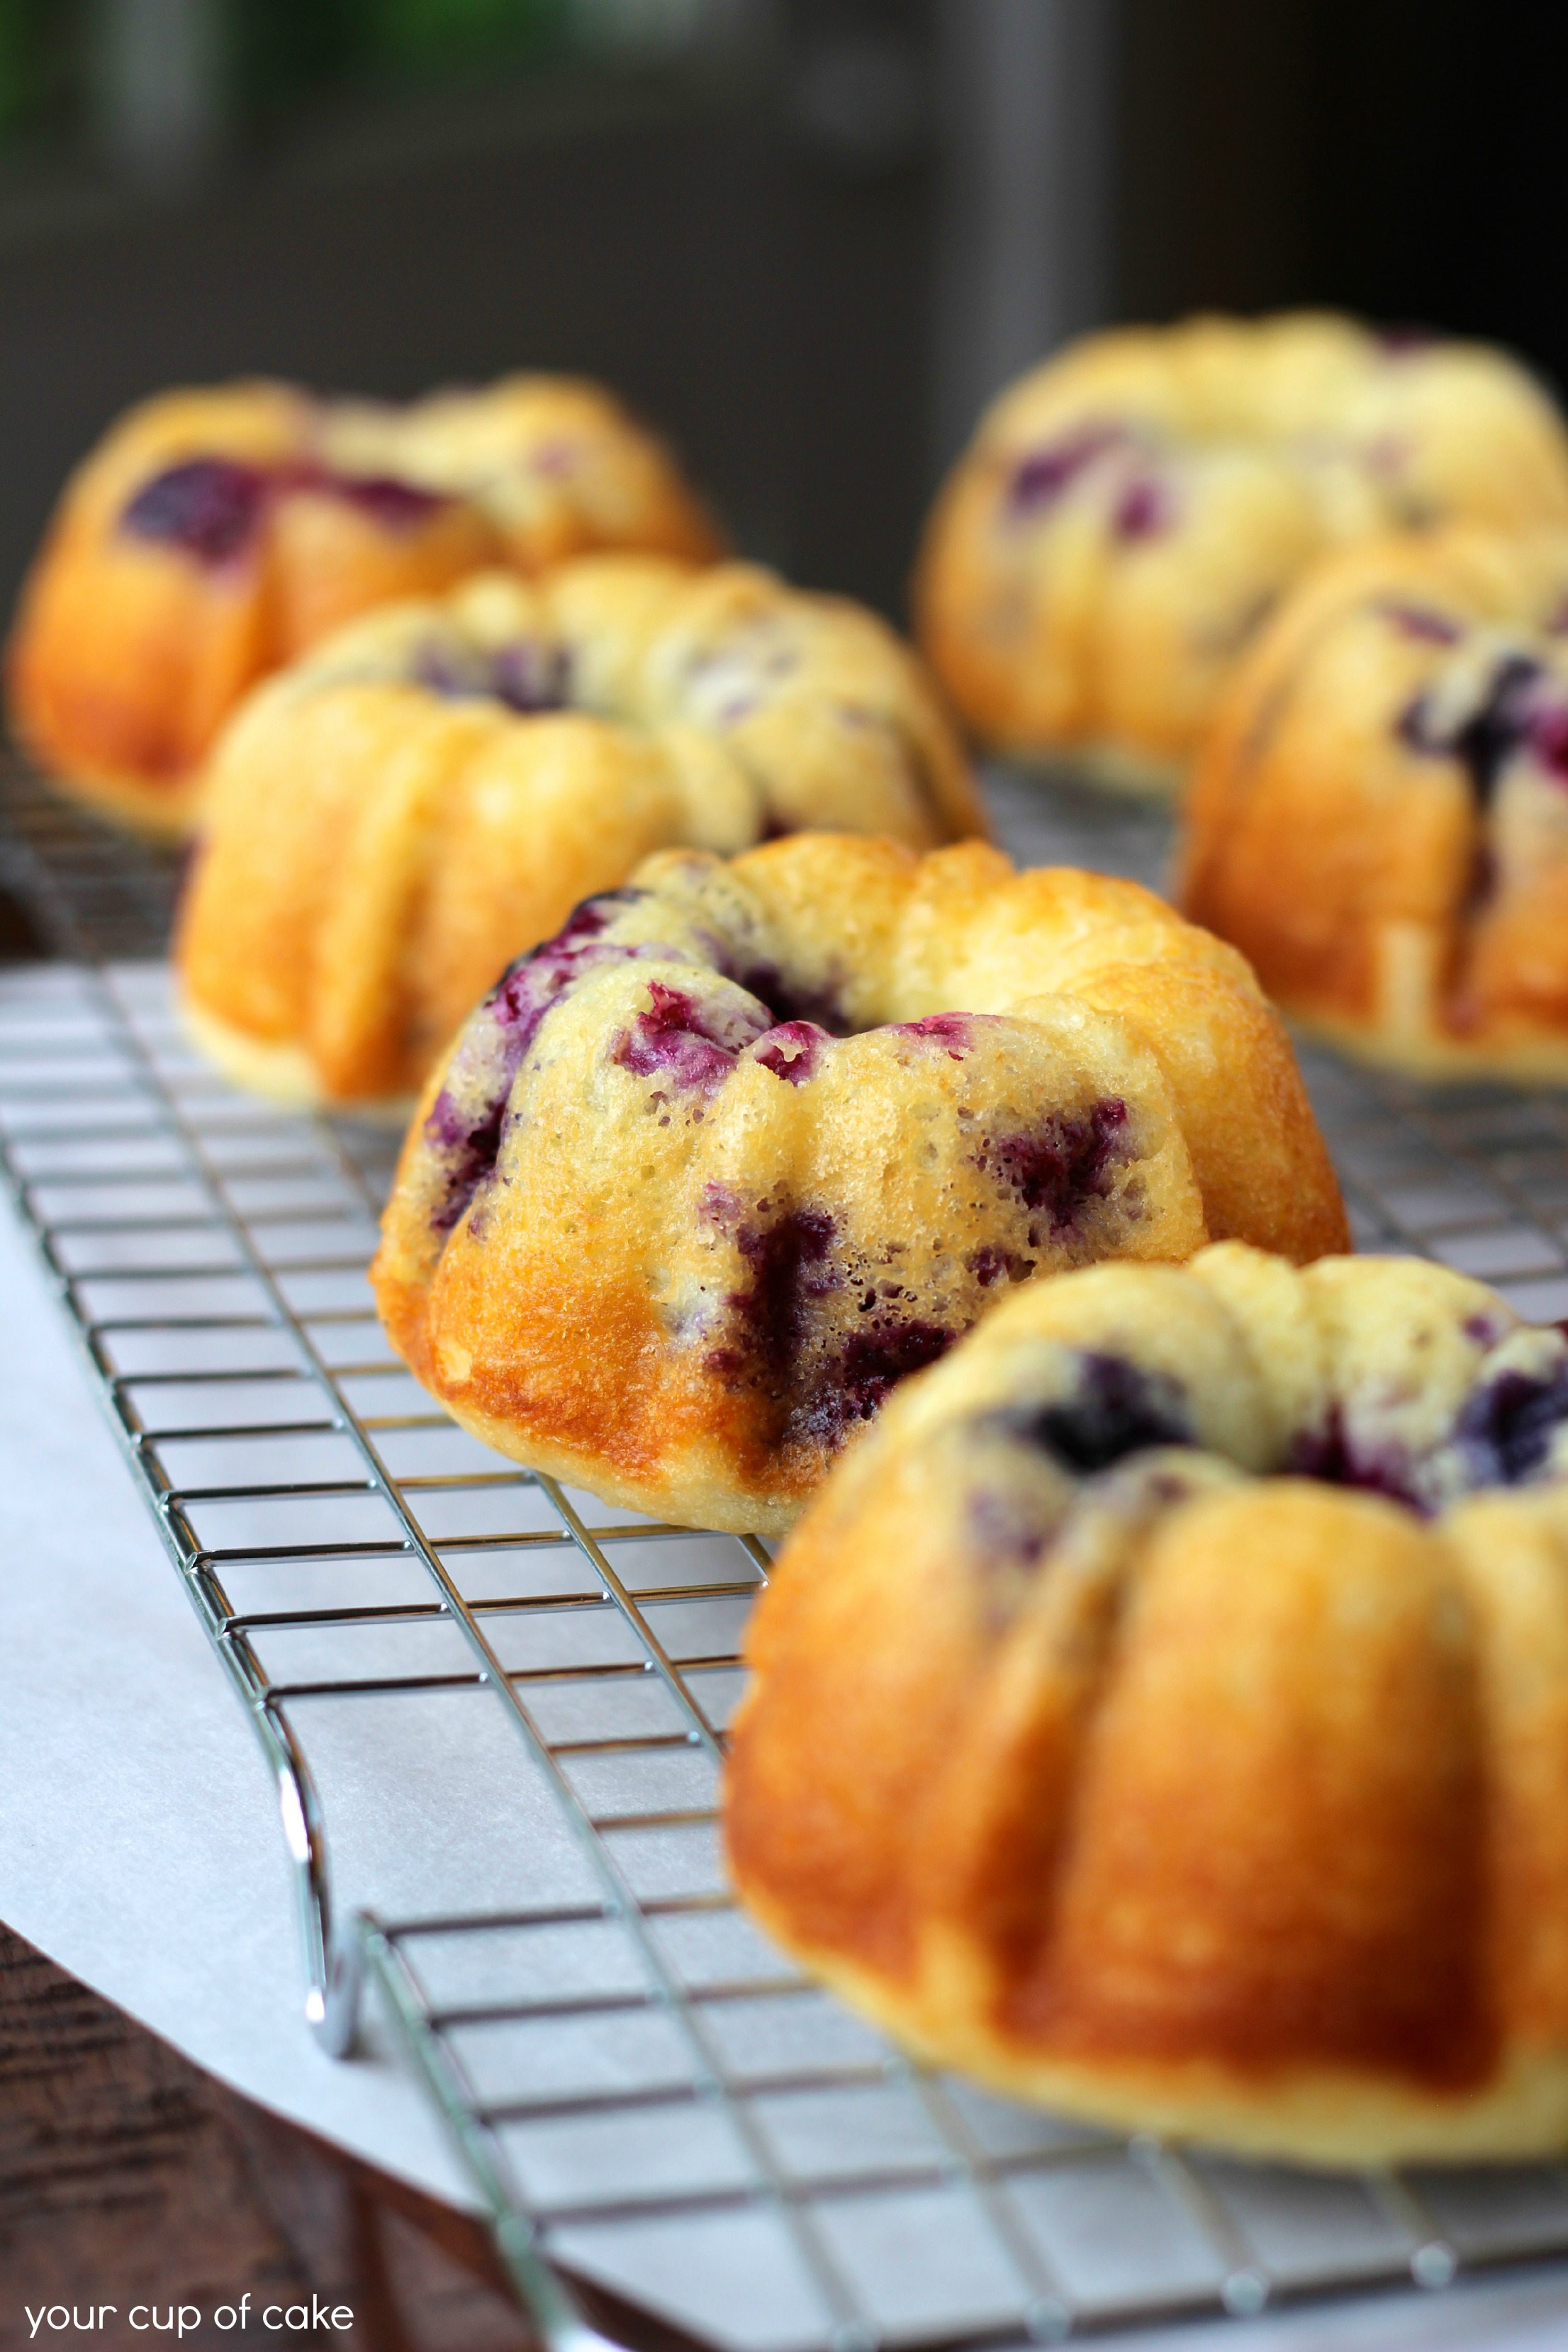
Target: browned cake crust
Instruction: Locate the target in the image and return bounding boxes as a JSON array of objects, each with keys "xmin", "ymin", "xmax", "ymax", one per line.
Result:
[
  {"xmin": 915, "ymin": 313, "xmax": 1568, "ymax": 791},
  {"xmin": 6, "ymin": 377, "xmax": 721, "ymax": 835},
  {"xmin": 371, "ymin": 837, "xmax": 1345, "ymax": 1535},
  {"xmin": 1180, "ymin": 529, "xmax": 1568, "ymax": 1079},
  {"xmin": 727, "ymin": 1245, "xmax": 1568, "ymax": 2166},
  {"xmin": 176, "ymin": 564, "xmax": 986, "ymax": 1109}
]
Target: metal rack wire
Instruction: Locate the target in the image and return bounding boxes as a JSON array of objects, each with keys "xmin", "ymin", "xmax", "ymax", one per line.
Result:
[
  {"xmin": 0, "ymin": 757, "xmax": 183, "ymax": 961},
  {"xmin": 5, "ymin": 765, "xmax": 1568, "ymax": 2349}
]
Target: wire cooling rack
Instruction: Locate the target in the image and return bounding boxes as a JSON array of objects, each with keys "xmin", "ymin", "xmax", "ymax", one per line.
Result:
[
  {"xmin": 0, "ymin": 756, "xmax": 184, "ymax": 961},
  {"xmin": 6, "ymin": 763, "xmax": 1568, "ymax": 2349}
]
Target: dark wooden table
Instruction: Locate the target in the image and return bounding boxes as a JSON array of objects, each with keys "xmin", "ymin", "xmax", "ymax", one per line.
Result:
[{"xmin": 0, "ymin": 1922, "xmax": 542, "ymax": 2352}]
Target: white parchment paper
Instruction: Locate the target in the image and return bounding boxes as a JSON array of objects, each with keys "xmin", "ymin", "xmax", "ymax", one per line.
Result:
[{"xmin": 0, "ymin": 1185, "xmax": 475, "ymax": 2212}]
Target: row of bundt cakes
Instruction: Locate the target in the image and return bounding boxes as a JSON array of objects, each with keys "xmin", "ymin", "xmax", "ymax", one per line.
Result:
[
  {"xmin": 10, "ymin": 341, "xmax": 1568, "ymax": 2175},
  {"xmin": 364, "ymin": 819, "xmax": 1568, "ymax": 2170},
  {"xmin": 16, "ymin": 321, "xmax": 1568, "ymax": 1081},
  {"xmin": 15, "ymin": 320, "xmax": 1568, "ymax": 829}
]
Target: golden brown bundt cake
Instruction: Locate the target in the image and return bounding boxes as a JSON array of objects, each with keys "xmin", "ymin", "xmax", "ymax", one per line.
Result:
[
  {"xmin": 727, "ymin": 1243, "xmax": 1568, "ymax": 2167},
  {"xmin": 371, "ymin": 836, "xmax": 1346, "ymax": 1536},
  {"xmin": 1180, "ymin": 529, "xmax": 1568, "ymax": 1080},
  {"xmin": 318, "ymin": 376, "xmax": 719, "ymax": 574},
  {"xmin": 177, "ymin": 561, "xmax": 985, "ymax": 1111},
  {"xmin": 6, "ymin": 375, "xmax": 719, "ymax": 836},
  {"xmin": 915, "ymin": 312, "xmax": 1568, "ymax": 793}
]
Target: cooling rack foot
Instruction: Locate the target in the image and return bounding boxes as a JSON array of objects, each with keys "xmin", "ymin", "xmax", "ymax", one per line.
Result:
[{"xmin": 306, "ymin": 1930, "xmax": 364, "ymax": 2059}]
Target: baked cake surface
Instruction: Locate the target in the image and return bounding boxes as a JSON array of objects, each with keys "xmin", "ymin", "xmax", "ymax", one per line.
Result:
[
  {"xmin": 372, "ymin": 834, "xmax": 1345, "ymax": 1534},
  {"xmin": 177, "ymin": 562, "xmax": 985, "ymax": 1109},
  {"xmin": 6, "ymin": 376, "xmax": 719, "ymax": 833},
  {"xmin": 1181, "ymin": 527, "xmax": 1568, "ymax": 1078},
  {"xmin": 917, "ymin": 313, "xmax": 1568, "ymax": 792},
  {"xmin": 727, "ymin": 1243, "xmax": 1568, "ymax": 2166}
]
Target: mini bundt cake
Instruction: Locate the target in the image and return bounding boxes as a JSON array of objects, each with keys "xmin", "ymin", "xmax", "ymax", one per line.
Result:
[
  {"xmin": 1180, "ymin": 529, "xmax": 1568, "ymax": 1080},
  {"xmin": 916, "ymin": 312, "xmax": 1568, "ymax": 793},
  {"xmin": 177, "ymin": 561, "xmax": 986, "ymax": 1110},
  {"xmin": 371, "ymin": 835, "xmax": 1346, "ymax": 1535},
  {"xmin": 6, "ymin": 375, "xmax": 719, "ymax": 834},
  {"xmin": 727, "ymin": 1243, "xmax": 1568, "ymax": 2166}
]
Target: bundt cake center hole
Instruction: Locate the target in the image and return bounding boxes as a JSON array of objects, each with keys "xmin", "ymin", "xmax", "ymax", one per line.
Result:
[{"xmin": 726, "ymin": 959, "xmax": 853, "ymax": 1035}]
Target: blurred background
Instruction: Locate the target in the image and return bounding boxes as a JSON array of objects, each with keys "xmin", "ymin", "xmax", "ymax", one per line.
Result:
[{"xmin": 0, "ymin": 0, "xmax": 1558, "ymax": 629}]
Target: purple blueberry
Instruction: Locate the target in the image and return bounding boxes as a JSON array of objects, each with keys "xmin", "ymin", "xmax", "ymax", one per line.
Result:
[
  {"xmin": 793, "ymin": 1319, "xmax": 953, "ymax": 1447},
  {"xmin": 977, "ymin": 1098, "xmax": 1131, "ymax": 1238},
  {"xmin": 421, "ymin": 1080, "xmax": 513, "ymax": 1236},
  {"xmin": 998, "ymin": 1351, "xmax": 1191, "ymax": 1475},
  {"xmin": 491, "ymin": 640, "xmax": 569, "ymax": 713},
  {"xmin": 118, "ymin": 454, "xmax": 455, "ymax": 568},
  {"xmin": 413, "ymin": 637, "xmax": 568, "ymax": 714},
  {"xmin": 965, "ymin": 1241, "xmax": 1031, "ymax": 1287},
  {"xmin": 966, "ymin": 1486, "xmax": 1055, "ymax": 1568},
  {"xmin": 410, "ymin": 643, "xmax": 483, "ymax": 699},
  {"xmin": 1399, "ymin": 654, "xmax": 1549, "ymax": 807},
  {"xmin": 1377, "ymin": 598, "xmax": 1462, "ymax": 646},
  {"xmin": 892, "ymin": 1012, "xmax": 972, "ymax": 1058},
  {"xmin": 421, "ymin": 890, "xmax": 649, "ymax": 1231},
  {"xmin": 310, "ymin": 469, "xmax": 449, "ymax": 530},
  {"xmin": 1006, "ymin": 422, "xmax": 1129, "ymax": 517},
  {"xmin": 753, "ymin": 1021, "xmax": 827, "ymax": 1085},
  {"xmin": 119, "ymin": 458, "xmax": 270, "ymax": 565},
  {"xmin": 1457, "ymin": 1359, "xmax": 1568, "ymax": 1488},
  {"xmin": 1111, "ymin": 473, "xmax": 1175, "ymax": 542},
  {"xmin": 611, "ymin": 981, "xmax": 768, "ymax": 1098},
  {"xmin": 700, "ymin": 1191, "xmax": 952, "ymax": 1452},
  {"xmin": 1533, "ymin": 704, "xmax": 1568, "ymax": 783},
  {"xmin": 703, "ymin": 1201, "xmax": 840, "ymax": 1387},
  {"xmin": 1288, "ymin": 1409, "xmax": 1421, "ymax": 1511}
]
